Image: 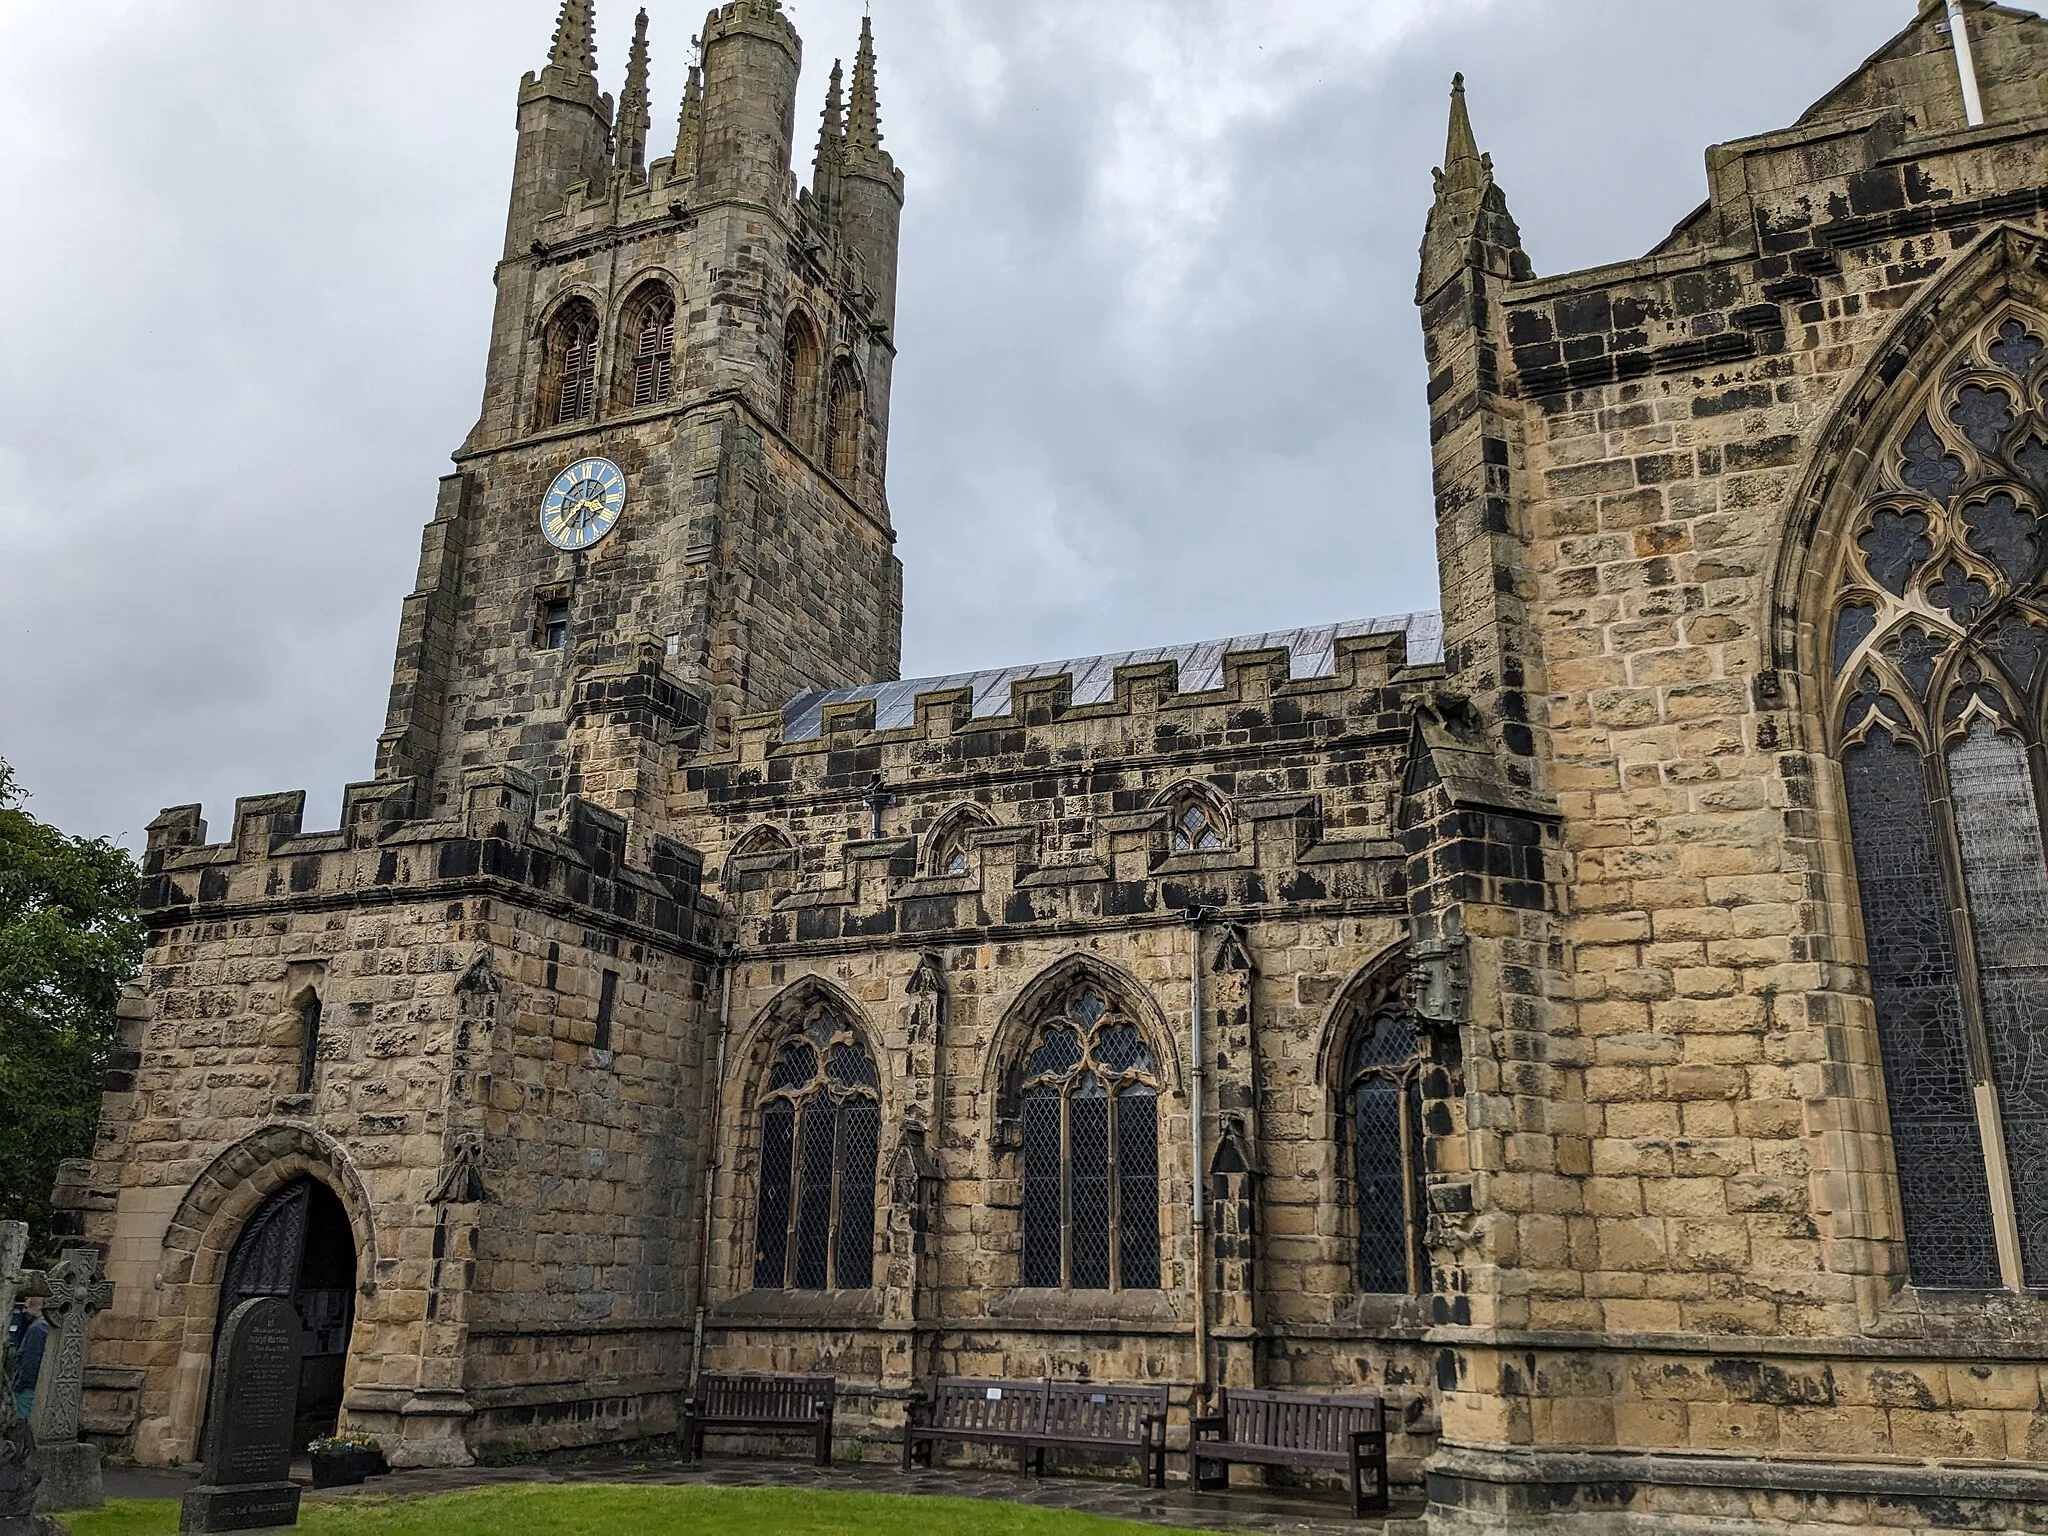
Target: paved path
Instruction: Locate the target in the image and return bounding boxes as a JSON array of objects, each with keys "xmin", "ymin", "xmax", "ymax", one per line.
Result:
[{"xmin": 103, "ymin": 1453, "xmax": 1427, "ymax": 1534}]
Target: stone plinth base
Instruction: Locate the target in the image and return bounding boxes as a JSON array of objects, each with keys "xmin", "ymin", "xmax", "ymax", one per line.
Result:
[
  {"xmin": 28, "ymin": 1442, "xmax": 101, "ymax": 1512},
  {"xmin": 178, "ymin": 1481, "xmax": 300, "ymax": 1533}
]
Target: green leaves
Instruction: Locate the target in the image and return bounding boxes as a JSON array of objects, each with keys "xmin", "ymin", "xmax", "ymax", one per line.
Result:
[{"xmin": 0, "ymin": 759, "xmax": 144, "ymax": 1263}]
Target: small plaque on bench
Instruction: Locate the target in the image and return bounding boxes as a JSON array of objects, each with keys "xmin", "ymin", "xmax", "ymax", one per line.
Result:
[{"xmin": 986, "ymin": 1387, "xmax": 1003, "ymax": 1400}]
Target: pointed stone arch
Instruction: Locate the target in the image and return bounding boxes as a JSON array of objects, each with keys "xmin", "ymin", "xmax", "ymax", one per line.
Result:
[
  {"xmin": 1768, "ymin": 224, "xmax": 2048, "ymax": 689},
  {"xmin": 145, "ymin": 1123, "xmax": 377, "ymax": 1461},
  {"xmin": 981, "ymin": 951, "xmax": 1185, "ymax": 1123},
  {"xmin": 922, "ymin": 801, "xmax": 993, "ymax": 876}
]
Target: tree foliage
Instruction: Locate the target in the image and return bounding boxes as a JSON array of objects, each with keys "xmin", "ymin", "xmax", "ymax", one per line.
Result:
[{"xmin": 0, "ymin": 759, "xmax": 143, "ymax": 1262}]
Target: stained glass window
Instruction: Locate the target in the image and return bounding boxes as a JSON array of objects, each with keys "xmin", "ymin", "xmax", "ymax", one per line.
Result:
[
  {"xmin": 751, "ymin": 1007, "xmax": 881, "ymax": 1290},
  {"xmin": 1017, "ymin": 983, "xmax": 1161, "ymax": 1290},
  {"xmin": 1827, "ymin": 308, "xmax": 2048, "ymax": 1291},
  {"xmin": 1344, "ymin": 1009, "xmax": 1425, "ymax": 1295}
]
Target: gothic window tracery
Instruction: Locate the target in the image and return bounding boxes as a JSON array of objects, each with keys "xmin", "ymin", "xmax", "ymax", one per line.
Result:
[
  {"xmin": 750, "ymin": 1005, "xmax": 881, "ymax": 1290},
  {"xmin": 1342, "ymin": 1006, "xmax": 1426, "ymax": 1295},
  {"xmin": 1018, "ymin": 981, "xmax": 1161, "ymax": 1291},
  {"xmin": 541, "ymin": 297, "xmax": 600, "ymax": 426},
  {"xmin": 1166, "ymin": 790, "xmax": 1227, "ymax": 853},
  {"xmin": 925, "ymin": 805, "xmax": 990, "ymax": 877},
  {"xmin": 1827, "ymin": 307, "xmax": 2048, "ymax": 1290}
]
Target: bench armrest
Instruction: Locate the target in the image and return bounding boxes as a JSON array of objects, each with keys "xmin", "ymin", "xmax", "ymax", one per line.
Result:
[
  {"xmin": 903, "ymin": 1396, "xmax": 933, "ymax": 1429},
  {"xmin": 681, "ymin": 1398, "xmax": 702, "ymax": 1415},
  {"xmin": 1190, "ymin": 1414, "xmax": 1225, "ymax": 1442}
]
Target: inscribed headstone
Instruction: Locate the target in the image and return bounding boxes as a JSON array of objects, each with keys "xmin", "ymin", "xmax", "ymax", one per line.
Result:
[{"xmin": 178, "ymin": 1297, "xmax": 300, "ymax": 1534}]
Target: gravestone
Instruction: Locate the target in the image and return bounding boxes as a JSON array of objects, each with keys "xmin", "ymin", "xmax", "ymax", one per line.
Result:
[
  {"xmin": 28, "ymin": 1248, "xmax": 113, "ymax": 1512},
  {"xmin": 0, "ymin": 1222, "xmax": 60, "ymax": 1536},
  {"xmin": 179, "ymin": 1297, "xmax": 301, "ymax": 1534}
]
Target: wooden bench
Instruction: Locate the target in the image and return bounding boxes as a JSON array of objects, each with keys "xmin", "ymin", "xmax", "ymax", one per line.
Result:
[
  {"xmin": 902, "ymin": 1377, "xmax": 1170, "ymax": 1487},
  {"xmin": 682, "ymin": 1372, "xmax": 836, "ymax": 1466},
  {"xmin": 1189, "ymin": 1387, "xmax": 1389, "ymax": 1516}
]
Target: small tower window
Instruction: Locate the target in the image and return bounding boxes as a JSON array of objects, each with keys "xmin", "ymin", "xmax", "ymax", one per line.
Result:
[
  {"xmin": 542, "ymin": 599, "xmax": 569, "ymax": 651},
  {"xmin": 620, "ymin": 284, "xmax": 677, "ymax": 409},
  {"xmin": 297, "ymin": 992, "xmax": 322, "ymax": 1096},
  {"xmin": 780, "ymin": 315, "xmax": 819, "ymax": 447},
  {"xmin": 541, "ymin": 297, "xmax": 600, "ymax": 426},
  {"xmin": 1166, "ymin": 790, "xmax": 1227, "ymax": 853},
  {"xmin": 827, "ymin": 360, "xmax": 862, "ymax": 481}
]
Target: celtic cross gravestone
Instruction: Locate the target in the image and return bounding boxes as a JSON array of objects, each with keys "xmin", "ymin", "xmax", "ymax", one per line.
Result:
[{"xmin": 26, "ymin": 1248, "xmax": 112, "ymax": 1513}]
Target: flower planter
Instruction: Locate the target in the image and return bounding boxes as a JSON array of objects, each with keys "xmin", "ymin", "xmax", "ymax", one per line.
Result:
[{"xmin": 309, "ymin": 1446, "xmax": 386, "ymax": 1488}]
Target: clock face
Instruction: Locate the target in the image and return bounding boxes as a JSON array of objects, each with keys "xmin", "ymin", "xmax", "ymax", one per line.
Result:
[{"xmin": 540, "ymin": 457, "xmax": 627, "ymax": 551}]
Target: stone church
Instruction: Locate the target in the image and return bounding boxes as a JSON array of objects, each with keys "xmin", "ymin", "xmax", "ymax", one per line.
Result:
[{"xmin": 51, "ymin": 0, "xmax": 2048, "ymax": 1527}]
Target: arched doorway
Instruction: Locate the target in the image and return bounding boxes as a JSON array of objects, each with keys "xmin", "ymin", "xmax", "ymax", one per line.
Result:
[{"xmin": 208, "ymin": 1177, "xmax": 357, "ymax": 1450}]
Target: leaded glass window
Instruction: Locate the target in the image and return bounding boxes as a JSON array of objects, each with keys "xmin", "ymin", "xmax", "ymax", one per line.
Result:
[
  {"xmin": 926, "ymin": 805, "xmax": 990, "ymax": 877},
  {"xmin": 1018, "ymin": 982, "xmax": 1161, "ymax": 1290},
  {"xmin": 1169, "ymin": 795, "xmax": 1226, "ymax": 853},
  {"xmin": 1827, "ymin": 307, "xmax": 2048, "ymax": 1290},
  {"xmin": 751, "ymin": 1006, "xmax": 881, "ymax": 1290},
  {"xmin": 1344, "ymin": 1008, "xmax": 1425, "ymax": 1295}
]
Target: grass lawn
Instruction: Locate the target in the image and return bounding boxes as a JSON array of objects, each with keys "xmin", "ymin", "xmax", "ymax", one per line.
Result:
[{"xmin": 61, "ymin": 1483, "xmax": 1212, "ymax": 1536}]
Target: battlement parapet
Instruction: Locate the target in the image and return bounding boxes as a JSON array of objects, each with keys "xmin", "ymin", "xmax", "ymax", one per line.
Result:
[
  {"xmin": 142, "ymin": 768, "xmax": 711, "ymax": 950},
  {"xmin": 699, "ymin": 622, "xmax": 1442, "ymax": 792}
]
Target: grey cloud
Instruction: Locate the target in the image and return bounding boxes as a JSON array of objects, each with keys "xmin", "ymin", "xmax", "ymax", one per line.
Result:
[{"xmin": 0, "ymin": 0, "xmax": 1889, "ymax": 842}]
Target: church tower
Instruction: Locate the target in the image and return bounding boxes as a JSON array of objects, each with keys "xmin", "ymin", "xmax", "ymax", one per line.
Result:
[{"xmin": 376, "ymin": 0, "xmax": 905, "ymax": 840}]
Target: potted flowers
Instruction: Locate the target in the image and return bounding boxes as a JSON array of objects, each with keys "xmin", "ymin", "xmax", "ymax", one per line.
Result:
[{"xmin": 307, "ymin": 1428, "xmax": 387, "ymax": 1488}]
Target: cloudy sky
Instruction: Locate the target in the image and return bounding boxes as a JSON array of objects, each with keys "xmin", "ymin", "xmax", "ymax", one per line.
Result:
[{"xmin": 0, "ymin": 0, "xmax": 1907, "ymax": 845}]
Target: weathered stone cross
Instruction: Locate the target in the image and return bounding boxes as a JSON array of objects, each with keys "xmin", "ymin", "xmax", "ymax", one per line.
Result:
[{"xmin": 28, "ymin": 1250, "xmax": 114, "ymax": 1447}]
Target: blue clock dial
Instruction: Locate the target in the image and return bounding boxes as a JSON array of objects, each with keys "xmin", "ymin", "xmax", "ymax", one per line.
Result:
[{"xmin": 540, "ymin": 456, "xmax": 627, "ymax": 551}]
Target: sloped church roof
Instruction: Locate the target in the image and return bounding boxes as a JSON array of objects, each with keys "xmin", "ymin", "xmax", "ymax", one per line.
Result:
[{"xmin": 780, "ymin": 611, "xmax": 1445, "ymax": 740}]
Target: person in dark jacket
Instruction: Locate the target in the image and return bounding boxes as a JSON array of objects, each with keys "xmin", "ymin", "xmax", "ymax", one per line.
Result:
[{"xmin": 11, "ymin": 1298, "xmax": 47, "ymax": 1422}]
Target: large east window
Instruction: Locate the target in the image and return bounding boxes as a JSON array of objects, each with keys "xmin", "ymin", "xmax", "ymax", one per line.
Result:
[{"xmin": 1830, "ymin": 309, "xmax": 2048, "ymax": 1290}]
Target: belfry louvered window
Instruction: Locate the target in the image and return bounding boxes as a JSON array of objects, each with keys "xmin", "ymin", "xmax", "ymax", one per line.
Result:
[
  {"xmin": 1019, "ymin": 982, "xmax": 1160, "ymax": 1290},
  {"xmin": 544, "ymin": 298, "xmax": 600, "ymax": 426},
  {"xmin": 751, "ymin": 1007, "xmax": 881, "ymax": 1290},
  {"xmin": 780, "ymin": 316, "xmax": 818, "ymax": 446},
  {"xmin": 827, "ymin": 361, "xmax": 861, "ymax": 481},
  {"xmin": 1344, "ymin": 1008, "xmax": 1425, "ymax": 1294},
  {"xmin": 1828, "ymin": 309, "xmax": 2048, "ymax": 1291},
  {"xmin": 625, "ymin": 288, "xmax": 675, "ymax": 408}
]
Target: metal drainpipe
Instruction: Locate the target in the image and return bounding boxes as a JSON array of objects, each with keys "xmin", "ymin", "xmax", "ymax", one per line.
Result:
[
  {"xmin": 1187, "ymin": 906, "xmax": 1212, "ymax": 1410},
  {"xmin": 1947, "ymin": 0, "xmax": 1986, "ymax": 127},
  {"xmin": 688, "ymin": 942, "xmax": 740, "ymax": 1391}
]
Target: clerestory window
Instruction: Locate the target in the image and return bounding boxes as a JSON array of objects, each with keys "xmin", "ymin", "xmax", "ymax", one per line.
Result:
[
  {"xmin": 1169, "ymin": 796, "xmax": 1226, "ymax": 853},
  {"xmin": 1019, "ymin": 982, "xmax": 1160, "ymax": 1291},
  {"xmin": 1828, "ymin": 309, "xmax": 2048, "ymax": 1290},
  {"xmin": 751, "ymin": 1006, "xmax": 881, "ymax": 1290}
]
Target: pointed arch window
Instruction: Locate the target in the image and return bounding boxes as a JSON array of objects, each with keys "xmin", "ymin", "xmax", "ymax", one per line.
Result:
[
  {"xmin": 925, "ymin": 805, "xmax": 990, "ymax": 877},
  {"xmin": 541, "ymin": 297, "xmax": 600, "ymax": 426},
  {"xmin": 780, "ymin": 315, "xmax": 819, "ymax": 447},
  {"xmin": 619, "ymin": 283, "xmax": 676, "ymax": 409},
  {"xmin": 752, "ymin": 1005, "xmax": 881, "ymax": 1290},
  {"xmin": 1342, "ymin": 1007, "xmax": 1426, "ymax": 1295},
  {"xmin": 1019, "ymin": 981, "xmax": 1160, "ymax": 1291},
  {"xmin": 827, "ymin": 360, "xmax": 862, "ymax": 482},
  {"xmin": 1165, "ymin": 789, "xmax": 1227, "ymax": 853},
  {"xmin": 1827, "ymin": 308, "xmax": 2048, "ymax": 1290}
]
